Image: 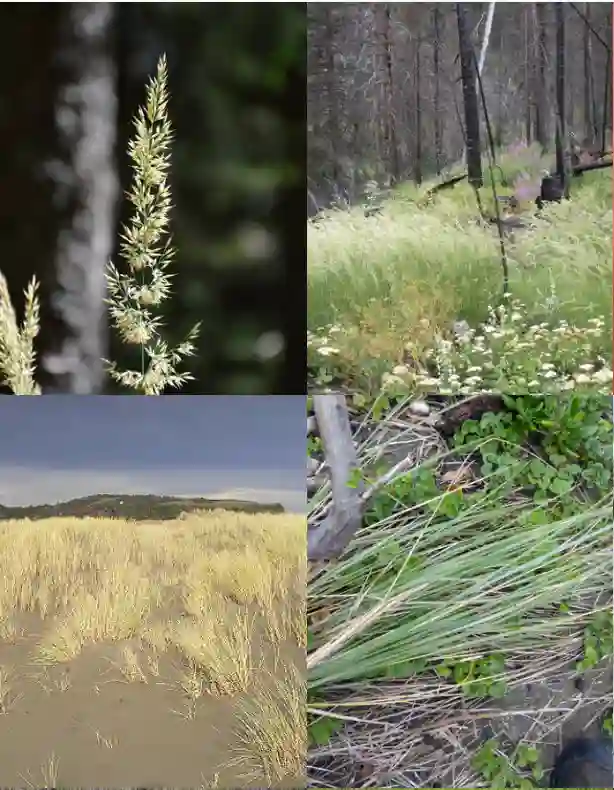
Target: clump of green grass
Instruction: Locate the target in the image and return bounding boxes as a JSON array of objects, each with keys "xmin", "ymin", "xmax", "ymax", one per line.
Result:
[
  {"xmin": 0, "ymin": 55, "xmax": 199, "ymax": 395},
  {"xmin": 472, "ymin": 738, "xmax": 545, "ymax": 789},
  {"xmin": 307, "ymin": 393, "xmax": 612, "ymax": 787},
  {"xmin": 308, "ymin": 148, "xmax": 612, "ymax": 397}
]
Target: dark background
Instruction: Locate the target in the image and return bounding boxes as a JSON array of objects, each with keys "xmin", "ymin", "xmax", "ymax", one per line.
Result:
[{"xmin": 0, "ymin": 2, "xmax": 306, "ymax": 394}]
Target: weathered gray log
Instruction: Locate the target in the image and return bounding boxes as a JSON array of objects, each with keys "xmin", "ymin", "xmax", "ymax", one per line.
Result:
[{"xmin": 307, "ymin": 393, "xmax": 365, "ymax": 561}]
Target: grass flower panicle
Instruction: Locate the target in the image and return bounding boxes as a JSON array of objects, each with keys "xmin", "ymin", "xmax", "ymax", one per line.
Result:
[{"xmin": 0, "ymin": 55, "xmax": 200, "ymax": 396}]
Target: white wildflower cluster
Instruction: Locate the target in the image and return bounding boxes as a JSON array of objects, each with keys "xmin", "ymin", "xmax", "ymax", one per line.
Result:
[
  {"xmin": 307, "ymin": 327, "xmax": 342, "ymax": 360},
  {"xmin": 413, "ymin": 298, "xmax": 611, "ymax": 394}
]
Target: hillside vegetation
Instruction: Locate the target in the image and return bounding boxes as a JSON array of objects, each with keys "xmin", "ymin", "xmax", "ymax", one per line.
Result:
[
  {"xmin": 308, "ymin": 144, "xmax": 612, "ymax": 399},
  {"xmin": 0, "ymin": 493, "xmax": 285, "ymax": 522}
]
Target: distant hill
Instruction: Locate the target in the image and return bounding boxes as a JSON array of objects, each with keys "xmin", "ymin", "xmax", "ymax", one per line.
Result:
[{"xmin": 0, "ymin": 493, "xmax": 285, "ymax": 521}]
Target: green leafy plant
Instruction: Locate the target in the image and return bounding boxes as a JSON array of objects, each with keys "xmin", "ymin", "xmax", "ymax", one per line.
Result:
[
  {"xmin": 472, "ymin": 738, "xmax": 543, "ymax": 789},
  {"xmin": 364, "ymin": 468, "xmax": 433, "ymax": 524},
  {"xmin": 307, "ymin": 435, "xmax": 322, "ymax": 457},
  {"xmin": 601, "ymin": 708, "xmax": 613, "ymax": 736},
  {"xmin": 358, "ymin": 394, "xmax": 610, "ymax": 538},
  {"xmin": 436, "ymin": 653, "xmax": 507, "ymax": 699},
  {"xmin": 307, "ymin": 688, "xmax": 346, "ymax": 747},
  {"xmin": 452, "ymin": 394, "xmax": 611, "ymax": 518},
  {"xmin": 576, "ymin": 610, "xmax": 614, "ymax": 672},
  {"xmin": 515, "ymin": 742, "xmax": 544, "ymax": 783},
  {"xmin": 308, "ymin": 712, "xmax": 345, "ymax": 747}
]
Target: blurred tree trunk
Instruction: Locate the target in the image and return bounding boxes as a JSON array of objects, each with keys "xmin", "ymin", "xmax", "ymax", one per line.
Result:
[
  {"xmin": 432, "ymin": 7, "xmax": 443, "ymax": 174},
  {"xmin": 39, "ymin": 2, "xmax": 118, "ymax": 393}
]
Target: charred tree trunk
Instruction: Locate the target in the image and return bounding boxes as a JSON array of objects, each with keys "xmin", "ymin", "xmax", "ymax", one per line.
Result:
[
  {"xmin": 554, "ymin": 1, "xmax": 568, "ymax": 196},
  {"xmin": 495, "ymin": 24, "xmax": 504, "ymax": 149},
  {"xmin": 432, "ymin": 7, "xmax": 443, "ymax": 174},
  {"xmin": 323, "ymin": 6, "xmax": 341, "ymax": 190},
  {"xmin": 601, "ymin": 5, "xmax": 611, "ymax": 157},
  {"xmin": 414, "ymin": 36, "xmax": 422, "ymax": 185},
  {"xmin": 582, "ymin": 2, "xmax": 594, "ymax": 142},
  {"xmin": 524, "ymin": 4, "xmax": 532, "ymax": 145},
  {"xmin": 456, "ymin": 3, "xmax": 482, "ymax": 187},
  {"xmin": 383, "ymin": 4, "xmax": 399, "ymax": 184},
  {"xmin": 40, "ymin": 2, "xmax": 118, "ymax": 393},
  {"xmin": 534, "ymin": 2, "xmax": 548, "ymax": 151}
]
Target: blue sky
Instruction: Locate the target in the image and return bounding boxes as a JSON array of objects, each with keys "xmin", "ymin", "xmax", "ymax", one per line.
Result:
[{"xmin": 0, "ymin": 396, "xmax": 305, "ymax": 511}]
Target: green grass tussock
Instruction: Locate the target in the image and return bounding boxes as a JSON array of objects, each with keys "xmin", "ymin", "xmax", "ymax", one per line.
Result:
[{"xmin": 307, "ymin": 392, "xmax": 612, "ymax": 788}]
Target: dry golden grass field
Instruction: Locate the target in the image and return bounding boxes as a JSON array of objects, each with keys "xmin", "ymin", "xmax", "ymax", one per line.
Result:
[{"xmin": 0, "ymin": 503, "xmax": 306, "ymax": 788}]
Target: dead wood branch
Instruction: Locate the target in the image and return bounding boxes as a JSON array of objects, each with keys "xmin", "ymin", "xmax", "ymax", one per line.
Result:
[{"xmin": 307, "ymin": 393, "xmax": 365, "ymax": 561}]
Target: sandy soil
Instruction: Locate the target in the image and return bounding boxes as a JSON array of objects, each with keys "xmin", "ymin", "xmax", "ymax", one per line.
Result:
[{"xmin": 0, "ymin": 498, "xmax": 306, "ymax": 788}]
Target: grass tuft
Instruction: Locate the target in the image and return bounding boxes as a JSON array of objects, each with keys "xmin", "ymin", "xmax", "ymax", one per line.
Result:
[{"xmin": 307, "ymin": 392, "xmax": 612, "ymax": 787}]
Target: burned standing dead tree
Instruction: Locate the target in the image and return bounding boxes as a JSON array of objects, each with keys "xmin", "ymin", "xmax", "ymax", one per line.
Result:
[
  {"xmin": 534, "ymin": 2, "xmax": 548, "ymax": 151},
  {"xmin": 554, "ymin": 2, "xmax": 569, "ymax": 199},
  {"xmin": 456, "ymin": 3, "xmax": 482, "ymax": 188},
  {"xmin": 308, "ymin": 5, "xmax": 610, "ymax": 210},
  {"xmin": 432, "ymin": 6, "xmax": 443, "ymax": 175}
]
